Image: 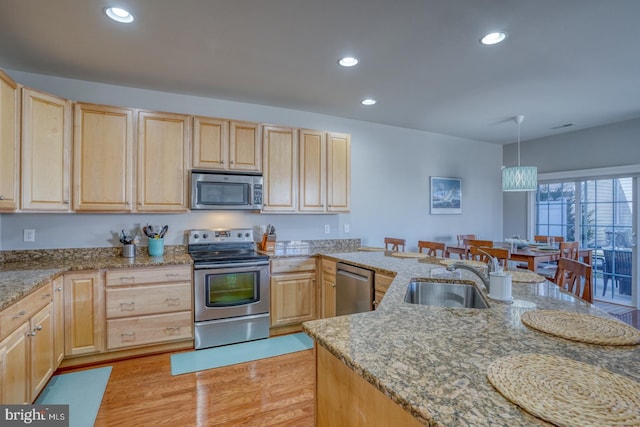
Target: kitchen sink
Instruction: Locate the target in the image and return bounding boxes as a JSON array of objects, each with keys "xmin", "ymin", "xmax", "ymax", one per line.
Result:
[{"xmin": 404, "ymin": 280, "xmax": 489, "ymax": 309}]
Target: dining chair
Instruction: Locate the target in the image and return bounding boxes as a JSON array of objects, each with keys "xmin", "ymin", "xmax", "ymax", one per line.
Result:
[
  {"xmin": 464, "ymin": 239, "xmax": 493, "ymax": 248},
  {"xmin": 469, "ymin": 246, "xmax": 510, "ymax": 267},
  {"xmin": 554, "ymin": 257, "xmax": 593, "ymax": 303},
  {"xmin": 534, "ymin": 235, "xmax": 565, "ymax": 244},
  {"xmin": 559, "ymin": 241, "xmax": 579, "ymax": 260},
  {"xmin": 384, "ymin": 237, "xmax": 406, "ymax": 252},
  {"xmin": 445, "ymin": 234, "xmax": 476, "ymax": 259},
  {"xmin": 417, "ymin": 240, "xmax": 446, "ymax": 257}
]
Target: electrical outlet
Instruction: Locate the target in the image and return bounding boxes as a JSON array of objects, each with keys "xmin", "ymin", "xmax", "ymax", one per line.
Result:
[
  {"xmin": 24, "ymin": 229, "xmax": 35, "ymax": 242},
  {"xmin": 344, "ymin": 224, "xmax": 350, "ymax": 234},
  {"xmin": 324, "ymin": 224, "xmax": 330, "ymax": 234}
]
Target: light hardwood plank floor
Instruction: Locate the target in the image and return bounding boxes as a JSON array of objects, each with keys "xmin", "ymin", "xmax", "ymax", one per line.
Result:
[{"xmin": 61, "ymin": 348, "xmax": 315, "ymax": 426}]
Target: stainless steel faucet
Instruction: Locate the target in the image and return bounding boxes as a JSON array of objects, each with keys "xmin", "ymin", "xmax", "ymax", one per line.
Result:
[{"xmin": 445, "ymin": 249, "xmax": 499, "ymax": 293}]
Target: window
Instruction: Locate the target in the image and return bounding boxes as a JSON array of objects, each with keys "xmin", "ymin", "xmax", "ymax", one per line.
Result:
[{"xmin": 535, "ymin": 182, "xmax": 575, "ymax": 241}]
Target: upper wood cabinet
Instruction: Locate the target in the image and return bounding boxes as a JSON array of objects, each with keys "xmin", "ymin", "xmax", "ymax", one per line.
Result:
[
  {"xmin": 137, "ymin": 110, "xmax": 190, "ymax": 212},
  {"xmin": 0, "ymin": 69, "xmax": 20, "ymax": 212},
  {"xmin": 299, "ymin": 129, "xmax": 326, "ymax": 212},
  {"xmin": 192, "ymin": 117, "xmax": 261, "ymax": 172},
  {"xmin": 327, "ymin": 132, "xmax": 351, "ymax": 212},
  {"xmin": 73, "ymin": 103, "xmax": 135, "ymax": 212},
  {"xmin": 21, "ymin": 88, "xmax": 72, "ymax": 211},
  {"xmin": 262, "ymin": 125, "xmax": 298, "ymax": 212}
]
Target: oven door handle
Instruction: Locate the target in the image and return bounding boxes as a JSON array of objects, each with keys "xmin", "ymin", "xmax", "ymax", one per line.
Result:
[{"xmin": 195, "ymin": 260, "xmax": 270, "ymax": 269}]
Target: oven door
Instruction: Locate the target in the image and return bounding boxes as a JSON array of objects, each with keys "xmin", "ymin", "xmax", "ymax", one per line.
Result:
[{"xmin": 194, "ymin": 261, "xmax": 270, "ymax": 322}]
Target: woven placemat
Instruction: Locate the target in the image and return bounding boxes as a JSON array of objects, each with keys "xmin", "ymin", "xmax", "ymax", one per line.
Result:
[
  {"xmin": 505, "ymin": 269, "xmax": 546, "ymax": 283},
  {"xmin": 357, "ymin": 246, "xmax": 385, "ymax": 252},
  {"xmin": 487, "ymin": 354, "xmax": 640, "ymax": 427},
  {"xmin": 438, "ymin": 258, "xmax": 487, "ymax": 269},
  {"xmin": 521, "ymin": 310, "xmax": 640, "ymax": 346},
  {"xmin": 391, "ymin": 251, "xmax": 428, "ymax": 259}
]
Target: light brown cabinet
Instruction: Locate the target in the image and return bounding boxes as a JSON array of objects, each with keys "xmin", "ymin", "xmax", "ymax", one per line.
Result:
[
  {"xmin": 326, "ymin": 132, "xmax": 351, "ymax": 212},
  {"xmin": 73, "ymin": 103, "xmax": 135, "ymax": 212},
  {"xmin": 298, "ymin": 129, "xmax": 326, "ymax": 212},
  {"xmin": 137, "ymin": 110, "xmax": 190, "ymax": 212},
  {"xmin": 0, "ymin": 69, "xmax": 20, "ymax": 211},
  {"xmin": 270, "ymin": 257, "xmax": 317, "ymax": 331},
  {"xmin": 21, "ymin": 87, "xmax": 72, "ymax": 211},
  {"xmin": 193, "ymin": 117, "xmax": 261, "ymax": 172},
  {"xmin": 0, "ymin": 282, "xmax": 55, "ymax": 404},
  {"xmin": 63, "ymin": 271, "xmax": 105, "ymax": 357},
  {"xmin": 374, "ymin": 272, "xmax": 396, "ymax": 309},
  {"xmin": 262, "ymin": 125, "xmax": 298, "ymax": 212},
  {"xmin": 105, "ymin": 266, "xmax": 193, "ymax": 350},
  {"xmin": 320, "ymin": 257, "xmax": 336, "ymax": 318},
  {"xmin": 52, "ymin": 276, "xmax": 64, "ymax": 366}
]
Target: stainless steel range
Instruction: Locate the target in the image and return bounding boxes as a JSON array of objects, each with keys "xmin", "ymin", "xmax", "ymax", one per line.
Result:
[{"xmin": 188, "ymin": 228, "xmax": 270, "ymax": 349}]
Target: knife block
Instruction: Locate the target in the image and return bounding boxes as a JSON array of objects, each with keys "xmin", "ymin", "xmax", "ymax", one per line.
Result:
[{"xmin": 261, "ymin": 233, "xmax": 276, "ymax": 251}]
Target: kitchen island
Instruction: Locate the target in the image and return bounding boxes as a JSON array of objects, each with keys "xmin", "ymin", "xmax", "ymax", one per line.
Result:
[{"xmin": 303, "ymin": 251, "xmax": 640, "ymax": 426}]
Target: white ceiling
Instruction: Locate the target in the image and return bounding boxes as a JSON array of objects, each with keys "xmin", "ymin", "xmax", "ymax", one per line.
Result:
[{"xmin": 1, "ymin": 0, "xmax": 639, "ymax": 144}]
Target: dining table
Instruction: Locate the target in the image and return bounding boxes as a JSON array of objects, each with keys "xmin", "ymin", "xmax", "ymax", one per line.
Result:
[{"xmin": 446, "ymin": 242, "xmax": 593, "ymax": 271}]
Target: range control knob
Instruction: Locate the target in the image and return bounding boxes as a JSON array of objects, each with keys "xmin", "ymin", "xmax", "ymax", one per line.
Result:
[
  {"xmin": 203, "ymin": 234, "xmax": 209, "ymax": 239},
  {"xmin": 193, "ymin": 233, "xmax": 200, "ymax": 239},
  {"xmin": 237, "ymin": 232, "xmax": 243, "ymax": 238},
  {"xmin": 245, "ymin": 232, "xmax": 250, "ymax": 238}
]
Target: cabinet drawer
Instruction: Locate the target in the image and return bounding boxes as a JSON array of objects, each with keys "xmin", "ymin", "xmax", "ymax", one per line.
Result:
[
  {"xmin": 107, "ymin": 311, "xmax": 192, "ymax": 350},
  {"xmin": 106, "ymin": 266, "xmax": 191, "ymax": 287},
  {"xmin": 106, "ymin": 282, "xmax": 192, "ymax": 318},
  {"xmin": 0, "ymin": 282, "xmax": 53, "ymax": 340},
  {"xmin": 271, "ymin": 257, "xmax": 316, "ymax": 274}
]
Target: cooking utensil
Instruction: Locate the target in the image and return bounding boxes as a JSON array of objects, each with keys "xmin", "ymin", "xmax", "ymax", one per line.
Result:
[{"xmin": 159, "ymin": 225, "xmax": 168, "ymax": 238}]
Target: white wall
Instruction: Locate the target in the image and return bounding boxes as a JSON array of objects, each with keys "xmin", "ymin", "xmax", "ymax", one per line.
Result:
[
  {"xmin": 1, "ymin": 70, "xmax": 504, "ymax": 251},
  {"xmin": 502, "ymin": 118, "xmax": 640, "ymax": 238}
]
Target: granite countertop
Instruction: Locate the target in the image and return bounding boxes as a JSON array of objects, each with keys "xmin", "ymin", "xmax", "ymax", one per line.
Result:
[
  {"xmin": 303, "ymin": 251, "xmax": 640, "ymax": 426},
  {"xmin": 0, "ymin": 251, "xmax": 192, "ymax": 311}
]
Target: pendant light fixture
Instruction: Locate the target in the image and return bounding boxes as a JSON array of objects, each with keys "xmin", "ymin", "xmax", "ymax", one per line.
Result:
[{"xmin": 502, "ymin": 115, "xmax": 537, "ymax": 191}]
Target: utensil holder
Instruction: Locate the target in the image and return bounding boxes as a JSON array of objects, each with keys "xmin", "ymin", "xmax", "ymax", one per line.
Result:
[
  {"xmin": 122, "ymin": 244, "xmax": 136, "ymax": 258},
  {"xmin": 261, "ymin": 233, "xmax": 276, "ymax": 252},
  {"xmin": 148, "ymin": 238, "xmax": 164, "ymax": 257}
]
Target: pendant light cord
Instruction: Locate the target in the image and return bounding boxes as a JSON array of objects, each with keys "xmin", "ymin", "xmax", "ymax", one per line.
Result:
[{"xmin": 515, "ymin": 115, "xmax": 524, "ymax": 167}]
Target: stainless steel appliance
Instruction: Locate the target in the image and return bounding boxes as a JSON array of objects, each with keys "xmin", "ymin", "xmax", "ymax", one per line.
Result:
[
  {"xmin": 191, "ymin": 171, "xmax": 263, "ymax": 210},
  {"xmin": 189, "ymin": 228, "xmax": 270, "ymax": 349},
  {"xmin": 335, "ymin": 262, "xmax": 375, "ymax": 315}
]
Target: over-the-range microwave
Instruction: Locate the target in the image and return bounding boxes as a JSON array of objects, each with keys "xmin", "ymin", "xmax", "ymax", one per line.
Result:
[{"xmin": 191, "ymin": 170, "xmax": 263, "ymax": 210}]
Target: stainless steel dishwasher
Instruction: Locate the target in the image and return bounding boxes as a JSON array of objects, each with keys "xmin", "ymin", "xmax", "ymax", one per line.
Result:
[{"xmin": 336, "ymin": 262, "xmax": 375, "ymax": 315}]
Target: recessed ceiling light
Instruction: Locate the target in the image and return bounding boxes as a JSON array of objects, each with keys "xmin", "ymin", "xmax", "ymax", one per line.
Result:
[
  {"xmin": 338, "ymin": 57, "xmax": 359, "ymax": 67},
  {"xmin": 105, "ymin": 7, "xmax": 134, "ymax": 23},
  {"xmin": 361, "ymin": 98, "xmax": 376, "ymax": 106},
  {"xmin": 480, "ymin": 32, "xmax": 507, "ymax": 45}
]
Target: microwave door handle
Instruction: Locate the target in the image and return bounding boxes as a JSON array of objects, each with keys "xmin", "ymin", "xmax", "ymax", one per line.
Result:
[{"xmin": 248, "ymin": 183, "xmax": 253, "ymax": 206}]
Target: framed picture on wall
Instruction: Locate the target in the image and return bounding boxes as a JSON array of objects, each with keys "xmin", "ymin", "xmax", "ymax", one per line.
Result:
[{"xmin": 430, "ymin": 177, "xmax": 462, "ymax": 214}]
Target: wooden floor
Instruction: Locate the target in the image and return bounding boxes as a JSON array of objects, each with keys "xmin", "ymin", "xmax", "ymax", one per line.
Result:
[{"xmin": 63, "ymin": 348, "xmax": 315, "ymax": 427}]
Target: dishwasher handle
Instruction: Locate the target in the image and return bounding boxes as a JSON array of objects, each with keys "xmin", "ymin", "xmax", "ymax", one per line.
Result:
[
  {"xmin": 336, "ymin": 262, "xmax": 374, "ymax": 281},
  {"xmin": 336, "ymin": 269, "xmax": 371, "ymax": 282}
]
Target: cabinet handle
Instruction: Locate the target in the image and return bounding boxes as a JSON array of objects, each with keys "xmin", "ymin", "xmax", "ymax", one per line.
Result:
[
  {"xmin": 125, "ymin": 201, "xmax": 130, "ymax": 205},
  {"xmin": 165, "ymin": 273, "xmax": 181, "ymax": 279},
  {"xmin": 63, "ymin": 200, "xmax": 70, "ymax": 204},
  {"xmin": 120, "ymin": 276, "xmax": 136, "ymax": 284},
  {"xmin": 28, "ymin": 331, "xmax": 37, "ymax": 337},
  {"xmin": 165, "ymin": 297, "xmax": 180, "ymax": 306},
  {"xmin": 230, "ymin": 160, "xmax": 234, "ymax": 164},
  {"xmin": 220, "ymin": 160, "xmax": 225, "ymax": 164},
  {"xmin": 41, "ymin": 293, "xmax": 51, "ymax": 298},
  {"xmin": 12, "ymin": 310, "xmax": 26, "ymax": 319},
  {"xmin": 0, "ymin": 195, "xmax": 5, "ymax": 200},
  {"xmin": 165, "ymin": 327, "xmax": 180, "ymax": 335},
  {"xmin": 331, "ymin": 283, "xmax": 336, "ymax": 288},
  {"xmin": 120, "ymin": 302, "xmax": 136, "ymax": 311},
  {"xmin": 56, "ymin": 287, "xmax": 63, "ymax": 292},
  {"xmin": 35, "ymin": 325, "xmax": 43, "ymax": 331},
  {"xmin": 121, "ymin": 331, "xmax": 135, "ymax": 341}
]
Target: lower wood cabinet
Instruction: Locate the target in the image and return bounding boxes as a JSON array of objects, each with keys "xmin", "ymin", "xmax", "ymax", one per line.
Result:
[
  {"xmin": 105, "ymin": 265, "xmax": 193, "ymax": 350},
  {"xmin": 374, "ymin": 272, "xmax": 396, "ymax": 309},
  {"xmin": 270, "ymin": 257, "xmax": 317, "ymax": 333},
  {"xmin": 63, "ymin": 271, "xmax": 105, "ymax": 357},
  {"xmin": 0, "ymin": 281, "xmax": 55, "ymax": 404},
  {"xmin": 320, "ymin": 257, "xmax": 336, "ymax": 318}
]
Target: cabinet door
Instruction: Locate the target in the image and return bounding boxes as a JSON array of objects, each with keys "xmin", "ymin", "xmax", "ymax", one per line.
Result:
[
  {"xmin": 0, "ymin": 322, "xmax": 29, "ymax": 404},
  {"xmin": 64, "ymin": 271, "xmax": 105, "ymax": 356},
  {"xmin": 230, "ymin": 120, "xmax": 261, "ymax": 172},
  {"xmin": 29, "ymin": 303, "xmax": 55, "ymax": 402},
  {"xmin": 321, "ymin": 258, "xmax": 336, "ymax": 318},
  {"xmin": 326, "ymin": 132, "xmax": 351, "ymax": 212},
  {"xmin": 271, "ymin": 272, "xmax": 316, "ymax": 327},
  {"xmin": 21, "ymin": 88, "xmax": 72, "ymax": 211},
  {"xmin": 73, "ymin": 103, "xmax": 135, "ymax": 212},
  {"xmin": 0, "ymin": 69, "xmax": 20, "ymax": 211},
  {"xmin": 262, "ymin": 125, "xmax": 297, "ymax": 212},
  {"xmin": 137, "ymin": 110, "xmax": 190, "ymax": 212},
  {"xmin": 192, "ymin": 116, "xmax": 229, "ymax": 170},
  {"xmin": 53, "ymin": 276, "xmax": 64, "ymax": 365},
  {"xmin": 299, "ymin": 129, "xmax": 326, "ymax": 212}
]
